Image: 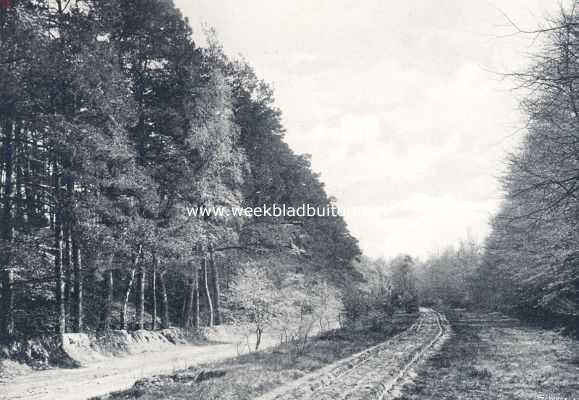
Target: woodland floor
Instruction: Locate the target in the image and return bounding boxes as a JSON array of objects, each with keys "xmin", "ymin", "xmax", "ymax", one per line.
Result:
[{"xmin": 398, "ymin": 310, "xmax": 579, "ymax": 400}]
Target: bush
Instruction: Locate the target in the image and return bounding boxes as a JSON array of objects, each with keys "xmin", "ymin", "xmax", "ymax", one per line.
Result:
[{"xmin": 341, "ymin": 285, "xmax": 394, "ymax": 331}]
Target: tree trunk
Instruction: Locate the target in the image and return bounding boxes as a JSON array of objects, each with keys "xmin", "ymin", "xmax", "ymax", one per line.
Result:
[
  {"xmin": 72, "ymin": 236, "xmax": 82, "ymax": 332},
  {"xmin": 159, "ymin": 270, "xmax": 170, "ymax": 329},
  {"xmin": 1, "ymin": 120, "xmax": 14, "ymax": 339},
  {"xmin": 120, "ymin": 245, "xmax": 142, "ymax": 330},
  {"xmin": 23, "ymin": 131, "xmax": 34, "ymax": 225},
  {"xmin": 63, "ymin": 222, "xmax": 72, "ymax": 331},
  {"xmin": 135, "ymin": 267, "xmax": 145, "ymax": 330},
  {"xmin": 151, "ymin": 255, "xmax": 157, "ymax": 330},
  {"xmin": 0, "ymin": 270, "xmax": 14, "ymax": 339},
  {"xmin": 101, "ymin": 269, "xmax": 114, "ymax": 331},
  {"xmin": 182, "ymin": 263, "xmax": 199, "ymax": 329},
  {"xmin": 180, "ymin": 281, "xmax": 188, "ymax": 327},
  {"xmin": 13, "ymin": 121, "xmax": 24, "ymax": 227},
  {"xmin": 54, "ymin": 195, "xmax": 66, "ymax": 335},
  {"xmin": 255, "ymin": 327, "xmax": 262, "ymax": 351},
  {"xmin": 193, "ymin": 269, "xmax": 199, "ymax": 328},
  {"xmin": 201, "ymin": 257, "xmax": 213, "ymax": 327},
  {"xmin": 182, "ymin": 277, "xmax": 194, "ymax": 328},
  {"xmin": 208, "ymin": 244, "xmax": 221, "ymax": 325},
  {"xmin": 120, "ymin": 268, "xmax": 136, "ymax": 330}
]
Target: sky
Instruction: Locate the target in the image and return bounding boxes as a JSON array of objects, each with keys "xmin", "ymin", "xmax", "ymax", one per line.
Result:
[{"xmin": 174, "ymin": 0, "xmax": 565, "ymax": 259}]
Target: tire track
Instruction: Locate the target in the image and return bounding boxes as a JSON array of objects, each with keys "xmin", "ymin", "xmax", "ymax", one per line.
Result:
[
  {"xmin": 375, "ymin": 311, "xmax": 449, "ymax": 400},
  {"xmin": 256, "ymin": 308, "xmax": 450, "ymax": 400}
]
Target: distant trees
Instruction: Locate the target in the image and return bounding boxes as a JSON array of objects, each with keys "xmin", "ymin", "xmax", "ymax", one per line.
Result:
[
  {"xmin": 390, "ymin": 255, "xmax": 419, "ymax": 312},
  {"xmin": 416, "ymin": 239, "xmax": 481, "ymax": 308},
  {"xmin": 342, "ymin": 255, "xmax": 419, "ymax": 330},
  {"xmin": 0, "ymin": 0, "xmax": 360, "ymax": 340}
]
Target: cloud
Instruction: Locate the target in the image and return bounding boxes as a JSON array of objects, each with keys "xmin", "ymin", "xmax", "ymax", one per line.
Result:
[
  {"xmin": 175, "ymin": 0, "xmax": 562, "ymax": 258},
  {"xmin": 281, "ymin": 57, "xmax": 521, "ymax": 258}
]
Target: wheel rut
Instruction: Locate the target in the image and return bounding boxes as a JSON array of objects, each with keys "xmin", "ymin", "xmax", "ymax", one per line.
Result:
[{"xmin": 256, "ymin": 308, "xmax": 450, "ymax": 400}]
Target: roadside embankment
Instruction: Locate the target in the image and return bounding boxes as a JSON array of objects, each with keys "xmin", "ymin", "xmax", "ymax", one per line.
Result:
[{"xmin": 0, "ymin": 328, "xmax": 195, "ymax": 380}]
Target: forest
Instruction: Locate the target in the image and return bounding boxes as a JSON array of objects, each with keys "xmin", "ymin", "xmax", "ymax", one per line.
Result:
[
  {"xmin": 2, "ymin": 0, "xmax": 579, "ymax": 345},
  {"xmin": 2, "ymin": 2, "xmax": 579, "ymax": 399},
  {"xmin": 0, "ymin": 0, "xmax": 363, "ymax": 340}
]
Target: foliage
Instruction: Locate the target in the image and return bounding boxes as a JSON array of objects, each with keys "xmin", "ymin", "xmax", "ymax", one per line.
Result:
[
  {"xmin": 341, "ymin": 256, "xmax": 398, "ymax": 330},
  {"xmin": 476, "ymin": 5, "xmax": 579, "ymax": 323},
  {"xmin": 0, "ymin": 0, "xmax": 360, "ymax": 339},
  {"xmin": 228, "ymin": 264, "xmax": 283, "ymax": 350},
  {"xmin": 389, "ymin": 255, "xmax": 419, "ymax": 312},
  {"xmin": 416, "ymin": 238, "xmax": 481, "ymax": 308}
]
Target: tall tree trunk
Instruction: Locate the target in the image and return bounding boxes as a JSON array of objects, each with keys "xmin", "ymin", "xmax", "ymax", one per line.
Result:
[
  {"xmin": 225, "ymin": 262, "xmax": 231, "ymax": 290},
  {"xmin": 182, "ymin": 277, "xmax": 194, "ymax": 328},
  {"xmin": 159, "ymin": 270, "xmax": 170, "ymax": 329},
  {"xmin": 101, "ymin": 269, "xmax": 114, "ymax": 331},
  {"xmin": 208, "ymin": 244, "xmax": 221, "ymax": 325},
  {"xmin": 180, "ymin": 282, "xmax": 188, "ymax": 327},
  {"xmin": 0, "ymin": 270, "xmax": 14, "ymax": 339},
  {"xmin": 151, "ymin": 255, "xmax": 157, "ymax": 330},
  {"xmin": 201, "ymin": 257, "xmax": 213, "ymax": 327},
  {"xmin": 0, "ymin": 118, "xmax": 12, "ymax": 219},
  {"xmin": 63, "ymin": 222, "xmax": 72, "ymax": 331},
  {"xmin": 120, "ymin": 268, "xmax": 136, "ymax": 330},
  {"xmin": 135, "ymin": 267, "xmax": 145, "ymax": 330},
  {"xmin": 1, "ymin": 120, "xmax": 14, "ymax": 338},
  {"xmin": 72, "ymin": 236, "xmax": 82, "ymax": 332},
  {"xmin": 54, "ymin": 173, "xmax": 66, "ymax": 335},
  {"xmin": 193, "ymin": 267, "xmax": 199, "ymax": 328},
  {"xmin": 24, "ymin": 131, "xmax": 34, "ymax": 225},
  {"xmin": 120, "ymin": 245, "xmax": 142, "ymax": 330},
  {"xmin": 47, "ymin": 154, "xmax": 55, "ymax": 230},
  {"xmin": 13, "ymin": 121, "xmax": 24, "ymax": 226},
  {"xmin": 182, "ymin": 262, "xmax": 199, "ymax": 329},
  {"xmin": 53, "ymin": 0, "xmax": 70, "ymax": 335},
  {"xmin": 63, "ymin": 150, "xmax": 76, "ymax": 332},
  {"xmin": 182, "ymin": 265, "xmax": 199, "ymax": 329}
]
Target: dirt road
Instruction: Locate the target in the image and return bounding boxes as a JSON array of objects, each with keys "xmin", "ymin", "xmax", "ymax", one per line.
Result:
[
  {"xmin": 0, "ymin": 312, "xmax": 447, "ymax": 400},
  {"xmin": 0, "ymin": 334, "xmax": 278, "ymax": 400},
  {"xmin": 257, "ymin": 308, "xmax": 450, "ymax": 400}
]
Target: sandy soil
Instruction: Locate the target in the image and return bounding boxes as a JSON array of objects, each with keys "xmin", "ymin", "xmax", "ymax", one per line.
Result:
[{"xmin": 0, "ymin": 333, "xmax": 278, "ymax": 400}]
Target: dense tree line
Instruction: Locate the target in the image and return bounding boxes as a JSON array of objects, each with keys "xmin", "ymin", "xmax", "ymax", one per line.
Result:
[
  {"xmin": 473, "ymin": 5, "xmax": 579, "ymax": 330},
  {"xmin": 0, "ymin": 0, "xmax": 360, "ymax": 339},
  {"xmin": 397, "ymin": 6, "xmax": 579, "ymax": 334}
]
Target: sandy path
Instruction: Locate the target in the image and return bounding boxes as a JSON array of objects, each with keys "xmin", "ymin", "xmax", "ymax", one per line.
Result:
[{"xmin": 0, "ymin": 335, "xmax": 278, "ymax": 400}]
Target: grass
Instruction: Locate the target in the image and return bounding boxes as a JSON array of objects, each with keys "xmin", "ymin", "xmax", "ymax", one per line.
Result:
[
  {"xmin": 399, "ymin": 310, "xmax": 579, "ymax": 400},
  {"xmin": 96, "ymin": 315, "xmax": 417, "ymax": 400}
]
